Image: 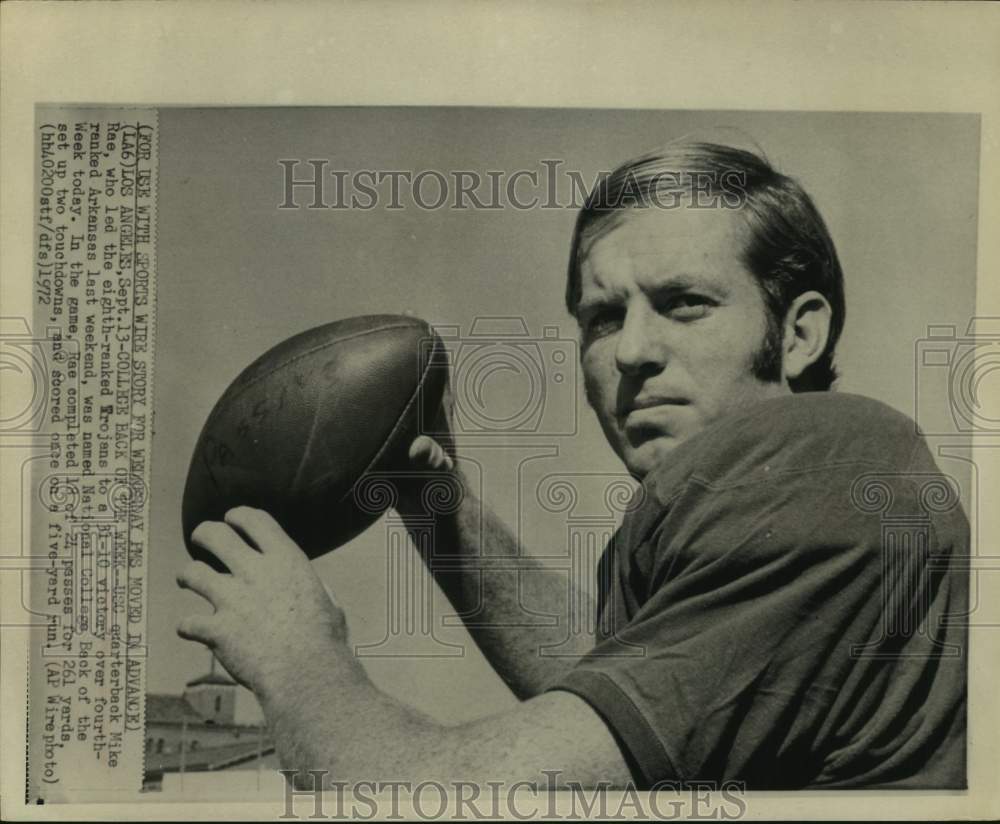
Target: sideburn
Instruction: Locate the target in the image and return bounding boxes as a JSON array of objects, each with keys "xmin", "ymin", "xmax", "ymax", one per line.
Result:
[{"xmin": 750, "ymin": 308, "xmax": 786, "ymax": 385}]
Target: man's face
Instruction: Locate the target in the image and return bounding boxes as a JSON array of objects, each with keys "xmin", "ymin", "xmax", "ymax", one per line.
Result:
[{"xmin": 577, "ymin": 205, "xmax": 789, "ymax": 479}]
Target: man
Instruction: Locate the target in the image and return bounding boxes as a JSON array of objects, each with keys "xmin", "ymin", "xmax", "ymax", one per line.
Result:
[{"xmin": 177, "ymin": 140, "xmax": 967, "ymax": 789}]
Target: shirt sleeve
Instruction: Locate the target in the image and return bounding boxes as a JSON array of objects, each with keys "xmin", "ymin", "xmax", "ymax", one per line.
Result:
[{"xmin": 547, "ymin": 460, "xmax": 938, "ymax": 789}]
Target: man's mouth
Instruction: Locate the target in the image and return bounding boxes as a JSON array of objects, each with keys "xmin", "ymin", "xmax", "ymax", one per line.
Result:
[{"xmin": 617, "ymin": 396, "xmax": 690, "ymax": 420}]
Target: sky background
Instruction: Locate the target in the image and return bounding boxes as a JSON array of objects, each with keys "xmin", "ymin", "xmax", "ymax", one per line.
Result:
[{"xmin": 149, "ymin": 108, "xmax": 979, "ymax": 723}]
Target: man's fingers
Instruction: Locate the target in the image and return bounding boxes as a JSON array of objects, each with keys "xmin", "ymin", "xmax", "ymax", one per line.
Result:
[
  {"xmin": 435, "ymin": 442, "xmax": 454, "ymax": 471},
  {"xmin": 409, "ymin": 435, "xmax": 454, "ymax": 471},
  {"xmin": 177, "ymin": 560, "xmax": 232, "ymax": 607},
  {"xmin": 190, "ymin": 520, "xmax": 256, "ymax": 574},
  {"xmin": 224, "ymin": 506, "xmax": 301, "ymax": 557},
  {"xmin": 409, "ymin": 435, "xmax": 435, "ymax": 464},
  {"xmin": 177, "ymin": 614, "xmax": 218, "ymax": 646}
]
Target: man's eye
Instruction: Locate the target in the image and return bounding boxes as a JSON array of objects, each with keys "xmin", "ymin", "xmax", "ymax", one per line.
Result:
[
  {"xmin": 664, "ymin": 294, "xmax": 713, "ymax": 320},
  {"xmin": 583, "ymin": 309, "xmax": 623, "ymax": 339}
]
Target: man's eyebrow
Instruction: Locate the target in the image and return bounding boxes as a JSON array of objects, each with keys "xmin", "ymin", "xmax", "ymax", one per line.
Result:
[
  {"xmin": 577, "ymin": 277, "xmax": 628, "ymax": 309},
  {"xmin": 576, "ymin": 292, "xmax": 624, "ymax": 314},
  {"xmin": 644, "ymin": 271, "xmax": 731, "ymax": 297}
]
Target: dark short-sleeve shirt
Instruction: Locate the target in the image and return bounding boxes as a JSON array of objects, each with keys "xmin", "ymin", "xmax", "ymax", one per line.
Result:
[{"xmin": 549, "ymin": 392, "xmax": 968, "ymax": 789}]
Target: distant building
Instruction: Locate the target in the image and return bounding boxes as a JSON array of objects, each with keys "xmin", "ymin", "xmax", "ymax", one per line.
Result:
[{"xmin": 143, "ymin": 658, "xmax": 276, "ymax": 791}]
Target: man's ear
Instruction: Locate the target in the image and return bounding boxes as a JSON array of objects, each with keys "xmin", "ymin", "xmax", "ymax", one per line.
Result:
[{"xmin": 782, "ymin": 290, "xmax": 833, "ymax": 382}]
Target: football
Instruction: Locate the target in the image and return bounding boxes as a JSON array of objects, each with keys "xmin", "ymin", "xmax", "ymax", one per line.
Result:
[{"xmin": 181, "ymin": 314, "xmax": 448, "ymax": 567}]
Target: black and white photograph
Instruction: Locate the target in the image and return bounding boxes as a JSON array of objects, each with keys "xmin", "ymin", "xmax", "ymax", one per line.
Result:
[{"xmin": 2, "ymin": 3, "xmax": 998, "ymax": 821}]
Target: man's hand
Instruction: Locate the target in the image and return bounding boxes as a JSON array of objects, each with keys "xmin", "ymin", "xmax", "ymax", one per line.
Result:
[
  {"xmin": 399, "ymin": 377, "xmax": 458, "ymax": 497},
  {"xmin": 176, "ymin": 506, "xmax": 354, "ymax": 696},
  {"xmin": 173, "ymin": 483, "xmax": 630, "ymax": 789},
  {"xmin": 408, "ymin": 434, "xmax": 454, "ymax": 473}
]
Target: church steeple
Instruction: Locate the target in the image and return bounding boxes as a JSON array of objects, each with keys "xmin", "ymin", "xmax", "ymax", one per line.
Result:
[{"xmin": 182, "ymin": 652, "xmax": 237, "ymax": 724}]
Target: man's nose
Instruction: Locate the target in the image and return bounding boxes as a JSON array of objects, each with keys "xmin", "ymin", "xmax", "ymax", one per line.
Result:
[{"xmin": 614, "ymin": 303, "xmax": 665, "ymax": 376}]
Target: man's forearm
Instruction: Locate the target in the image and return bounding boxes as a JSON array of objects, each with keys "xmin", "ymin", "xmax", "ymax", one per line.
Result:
[
  {"xmin": 258, "ymin": 644, "xmax": 451, "ymax": 786},
  {"xmin": 397, "ymin": 471, "xmax": 595, "ymax": 698},
  {"xmin": 257, "ymin": 640, "xmax": 631, "ymax": 789},
  {"xmin": 178, "ymin": 507, "xmax": 630, "ymax": 790}
]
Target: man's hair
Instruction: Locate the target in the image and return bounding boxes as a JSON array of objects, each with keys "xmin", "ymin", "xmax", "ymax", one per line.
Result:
[{"xmin": 565, "ymin": 141, "xmax": 846, "ymax": 392}]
